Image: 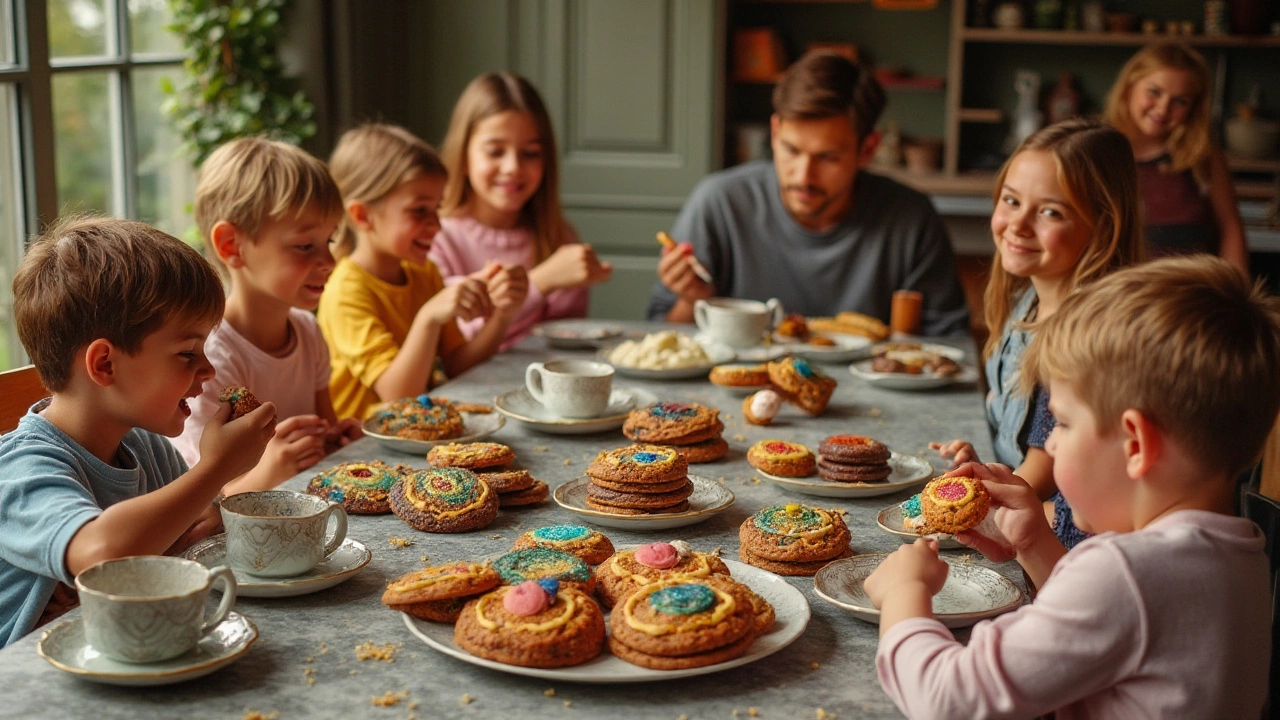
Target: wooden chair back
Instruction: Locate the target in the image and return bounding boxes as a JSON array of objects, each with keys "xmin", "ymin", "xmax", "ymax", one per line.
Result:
[
  {"xmin": 1243, "ymin": 491, "xmax": 1280, "ymax": 718},
  {"xmin": 0, "ymin": 365, "xmax": 48, "ymax": 434}
]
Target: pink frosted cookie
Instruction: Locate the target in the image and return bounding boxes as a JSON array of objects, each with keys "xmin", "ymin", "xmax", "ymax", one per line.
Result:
[{"xmin": 742, "ymin": 389, "xmax": 781, "ymax": 426}]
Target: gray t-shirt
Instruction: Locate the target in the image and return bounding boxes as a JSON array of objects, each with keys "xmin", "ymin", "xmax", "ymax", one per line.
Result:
[{"xmin": 647, "ymin": 161, "xmax": 970, "ymax": 336}]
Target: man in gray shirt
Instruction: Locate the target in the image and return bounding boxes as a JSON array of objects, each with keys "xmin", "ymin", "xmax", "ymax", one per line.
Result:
[{"xmin": 648, "ymin": 52, "xmax": 970, "ymax": 337}]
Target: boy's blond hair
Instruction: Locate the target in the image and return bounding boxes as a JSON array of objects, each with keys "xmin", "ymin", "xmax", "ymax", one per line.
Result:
[
  {"xmin": 194, "ymin": 136, "xmax": 343, "ymax": 263},
  {"xmin": 1023, "ymin": 256, "xmax": 1280, "ymax": 476},
  {"xmin": 328, "ymin": 123, "xmax": 448, "ymax": 260},
  {"xmin": 13, "ymin": 216, "xmax": 225, "ymax": 392}
]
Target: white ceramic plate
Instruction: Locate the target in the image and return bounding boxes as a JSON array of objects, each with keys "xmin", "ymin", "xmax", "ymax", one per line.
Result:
[
  {"xmin": 773, "ymin": 333, "xmax": 873, "ymax": 363},
  {"xmin": 183, "ymin": 535, "xmax": 371, "ymax": 598},
  {"xmin": 849, "ymin": 343, "xmax": 978, "ymax": 391},
  {"xmin": 532, "ymin": 320, "xmax": 625, "ymax": 349},
  {"xmin": 598, "ymin": 338, "xmax": 736, "ymax": 380},
  {"xmin": 814, "ymin": 554, "xmax": 1024, "ymax": 628},
  {"xmin": 493, "ymin": 387, "xmax": 658, "ymax": 435},
  {"xmin": 37, "ymin": 612, "xmax": 258, "ymax": 686},
  {"xmin": 552, "ymin": 475, "xmax": 735, "ymax": 530},
  {"xmin": 755, "ymin": 453, "xmax": 934, "ymax": 499},
  {"xmin": 402, "ymin": 558, "xmax": 809, "ymax": 682},
  {"xmin": 362, "ymin": 412, "xmax": 506, "ymax": 454},
  {"xmin": 876, "ymin": 504, "xmax": 964, "ymax": 550}
]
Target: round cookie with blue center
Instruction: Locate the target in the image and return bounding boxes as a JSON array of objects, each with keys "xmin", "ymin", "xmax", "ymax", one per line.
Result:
[
  {"xmin": 766, "ymin": 356, "xmax": 837, "ymax": 415},
  {"xmin": 606, "ymin": 575, "xmax": 756, "ymax": 669},
  {"xmin": 389, "ymin": 467, "xmax": 499, "ymax": 533},
  {"xmin": 512, "ymin": 525, "xmax": 616, "ymax": 565},
  {"xmin": 738, "ymin": 503, "xmax": 851, "ymax": 563},
  {"xmin": 370, "ymin": 394, "xmax": 465, "ymax": 441},
  {"xmin": 306, "ymin": 460, "xmax": 411, "ymax": 514},
  {"xmin": 586, "ymin": 444, "xmax": 688, "ymax": 485},
  {"xmin": 622, "ymin": 402, "xmax": 721, "ymax": 444},
  {"xmin": 490, "ymin": 548, "xmax": 596, "ymax": 594}
]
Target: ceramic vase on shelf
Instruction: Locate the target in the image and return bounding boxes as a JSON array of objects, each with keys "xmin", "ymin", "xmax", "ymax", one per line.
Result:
[
  {"xmin": 994, "ymin": 1, "xmax": 1025, "ymax": 29},
  {"xmin": 1005, "ymin": 70, "xmax": 1043, "ymax": 154}
]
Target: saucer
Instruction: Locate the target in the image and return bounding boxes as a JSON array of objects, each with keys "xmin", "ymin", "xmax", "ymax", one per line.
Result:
[
  {"xmin": 531, "ymin": 320, "xmax": 625, "ymax": 349},
  {"xmin": 553, "ymin": 475, "xmax": 735, "ymax": 530},
  {"xmin": 876, "ymin": 504, "xmax": 964, "ymax": 549},
  {"xmin": 38, "ymin": 612, "xmax": 257, "ymax": 686},
  {"xmin": 362, "ymin": 412, "xmax": 506, "ymax": 454},
  {"xmin": 494, "ymin": 387, "xmax": 658, "ymax": 435},
  {"xmin": 183, "ymin": 534, "xmax": 371, "ymax": 598}
]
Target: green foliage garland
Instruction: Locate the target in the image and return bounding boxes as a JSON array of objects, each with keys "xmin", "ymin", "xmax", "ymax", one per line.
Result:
[{"xmin": 162, "ymin": 0, "xmax": 317, "ymax": 167}]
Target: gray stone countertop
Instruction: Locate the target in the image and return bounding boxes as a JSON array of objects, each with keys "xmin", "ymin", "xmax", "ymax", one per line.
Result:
[{"xmin": 0, "ymin": 326, "xmax": 1018, "ymax": 720}]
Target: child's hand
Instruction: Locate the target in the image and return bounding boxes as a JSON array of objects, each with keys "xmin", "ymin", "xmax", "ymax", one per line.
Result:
[
  {"xmin": 864, "ymin": 537, "xmax": 949, "ymax": 609},
  {"xmin": 198, "ymin": 401, "xmax": 276, "ymax": 480},
  {"xmin": 423, "ymin": 277, "xmax": 493, "ymax": 325},
  {"xmin": 324, "ymin": 417, "xmax": 364, "ymax": 455},
  {"xmin": 259, "ymin": 415, "xmax": 330, "ymax": 482},
  {"xmin": 954, "ymin": 461, "xmax": 1055, "ymax": 562},
  {"xmin": 487, "ymin": 263, "xmax": 530, "ymax": 316},
  {"xmin": 657, "ymin": 241, "xmax": 712, "ymax": 302},
  {"xmin": 531, "ymin": 243, "xmax": 613, "ymax": 293},
  {"xmin": 929, "ymin": 439, "xmax": 979, "ymax": 466}
]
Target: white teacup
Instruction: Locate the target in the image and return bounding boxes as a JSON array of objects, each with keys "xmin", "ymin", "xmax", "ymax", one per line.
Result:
[
  {"xmin": 76, "ymin": 556, "xmax": 236, "ymax": 663},
  {"xmin": 220, "ymin": 491, "xmax": 348, "ymax": 578},
  {"xmin": 525, "ymin": 359, "xmax": 614, "ymax": 419},
  {"xmin": 694, "ymin": 297, "xmax": 783, "ymax": 348}
]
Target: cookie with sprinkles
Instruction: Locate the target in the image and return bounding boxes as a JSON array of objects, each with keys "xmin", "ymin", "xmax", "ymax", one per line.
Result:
[
  {"xmin": 455, "ymin": 582, "xmax": 605, "ymax": 668},
  {"xmin": 586, "ymin": 444, "xmax": 688, "ymax": 485},
  {"xmin": 491, "ymin": 548, "xmax": 597, "ymax": 594},
  {"xmin": 622, "ymin": 402, "xmax": 721, "ymax": 444},
  {"xmin": 512, "ymin": 525, "xmax": 615, "ymax": 565},
  {"xmin": 746, "ymin": 439, "xmax": 816, "ymax": 477},
  {"xmin": 497, "ymin": 478, "xmax": 549, "ymax": 508},
  {"xmin": 381, "ymin": 562, "xmax": 501, "ymax": 622},
  {"xmin": 305, "ymin": 460, "xmax": 411, "ymax": 514},
  {"xmin": 766, "ymin": 356, "xmax": 837, "ymax": 415},
  {"xmin": 738, "ymin": 504, "xmax": 851, "ymax": 563},
  {"xmin": 218, "ymin": 385, "xmax": 262, "ymax": 420},
  {"xmin": 900, "ymin": 494, "xmax": 928, "ymax": 533},
  {"xmin": 594, "ymin": 542, "xmax": 731, "ymax": 608},
  {"xmin": 388, "ymin": 467, "xmax": 499, "ymax": 533},
  {"xmin": 818, "ymin": 435, "xmax": 891, "ymax": 464},
  {"xmin": 607, "ymin": 575, "xmax": 755, "ymax": 668},
  {"xmin": 427, "ymin": 441, "xmax": 515, "ymax": 470},
  {"xmin": 369, "ymin": 395, "xmax": 465, "ymax": 441},
  {"xmin": 920, "ymin": 473, "xmax": 990, "ymax": 534}
]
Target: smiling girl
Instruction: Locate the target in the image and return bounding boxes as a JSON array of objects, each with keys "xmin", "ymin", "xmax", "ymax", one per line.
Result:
[{"xmin": 430, "ymin": 73, "xmax": 612, "ymax": 351}]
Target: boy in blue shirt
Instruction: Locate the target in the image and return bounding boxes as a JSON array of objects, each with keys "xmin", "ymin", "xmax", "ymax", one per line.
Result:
[{"xmin": 0, "ymin": 216, "xmax": 277, "ymax": 646}]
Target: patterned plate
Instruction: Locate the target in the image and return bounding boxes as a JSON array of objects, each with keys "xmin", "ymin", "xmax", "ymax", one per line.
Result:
[
  {"xmin": 814, "ymin": 554, "xmax": 1024, "ymax": 628},
  {"xmin": 875, "ymin": 504, "xmax": 965, "ymax": 550},
  {"xmin": 552, "ymin": 475, "xmax": 735, "ymax": 530},
  {"xmin": 755, "ymin": 452, "xmax": 934, "ymax": 498},
  {"xmin": 361, "ymin": 412, "xmax": 505, "ymax": 454}
]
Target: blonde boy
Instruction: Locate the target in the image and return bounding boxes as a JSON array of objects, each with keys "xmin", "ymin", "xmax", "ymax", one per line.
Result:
[
  {"xmin": 867, "ymin": 256, "xmax": 1279, "ymax": 719},
  {"xmin": 173, "ymin": 137, "xmax": 361, "ymax": 489},
  {"xmin": 0, "ymin": 217, "xmax": 275, "ymax": 647}
]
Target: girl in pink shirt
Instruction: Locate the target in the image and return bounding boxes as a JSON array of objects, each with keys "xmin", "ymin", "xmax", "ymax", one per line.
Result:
[{"xmin": 432, "ymin": 73, "xmax": 612, "ymax": 350}]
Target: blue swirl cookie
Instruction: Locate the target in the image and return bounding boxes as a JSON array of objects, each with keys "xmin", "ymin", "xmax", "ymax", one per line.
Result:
[
  {"xmin": 606, "ymin": 575, "xmax": 757, "ymax": 670},
  {"xmin": 306, "ymin": 460, "xmax": 411, "ymax": 514},
  {"xmin": 512, "ymin": 526, "xmax": 615, "ymax": 565},
  {"xmin": 490, "ymin": 548, "xmax": 596, "ymax": 594},
  {"xmin": 370, "ymin": 395, "xmax": 465, "ymax": 441},
  {"xmin": 586, "ymin": 444, "xmax": 688, "ymax": 485},
  {"xmin": 389, "ymin": 467, "xmax": 498, "ymax": 533},
  {"xmin": 738, "ymin": 503, "xmax": 851, "ymax": 568}
]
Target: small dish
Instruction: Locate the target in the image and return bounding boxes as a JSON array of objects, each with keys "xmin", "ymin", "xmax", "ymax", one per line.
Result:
[
  {"xmin": 598, "ymin": 337, "xmax": 736, "ymax": 380},
  {"xmin": 552, "ymin": 475, "xmax": 735, "ymax": 530},
  {"xmin": 876, "ymin": 504, "xmax": 964, "ymax": 550},
  {"xmin": 494, "ymin": 387, "xmax": 657, "ymax": 435},
  {"xmin": 401, "ymin": 559, "xmax": 808, "ymax": 683},
  {"xmin": 754, "ymin": 452, "xmax": 934, "ymax": 498},
  {"xmin": 814, "ymin": 554, "xmax": 1024, "ymax": 628},
  {"xmin": 37, "ymin": 612, "xmax": 257, "ymax": 686},
  {"xmin": 183, "ymin": 534, "xmax": 371, "ymax": 598},
  {"xmin": 697, "ymin": 335, "xmax": 788, "ymax": 363},
  {"xmin": 361, "ymin": 412, "xmax": 506, "ymax": 454},
  {"xmin": 772, "ymin": 333, "xmax": 873, "ymax": 363},
  {"xmin": 849, "ymin": 343, "xmax": 978, "ymax": 391},
  {"xmin": 532, "ymin": 320, "xmax": 625, "ymax": 349}
]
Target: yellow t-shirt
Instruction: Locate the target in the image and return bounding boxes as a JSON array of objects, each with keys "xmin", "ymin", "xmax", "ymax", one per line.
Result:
[{"xmin": 318, "ymin": 258, "xmax": 465, "ymax": 419}]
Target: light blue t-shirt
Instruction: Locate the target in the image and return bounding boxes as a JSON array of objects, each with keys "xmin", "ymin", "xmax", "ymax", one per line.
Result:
[{"xmin": 0, "ymin": 401, "xmax": 187, "ymax": 646}]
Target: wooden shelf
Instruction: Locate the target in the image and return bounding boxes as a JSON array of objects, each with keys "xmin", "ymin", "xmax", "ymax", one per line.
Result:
[
  {"xmin": 962, "ymin": 28, "xmax": 1280, "ymax": 47},
  {"xmin": 877, "ymin": 167, "xmax": 996, "ymax": 195},
  {"xmin": 958, "ymin": 108, "xmax": 1003, "ymax": 123},
  {"xmin": 1237, "ymin": 180, "xmax": 1279, "ymax": 200},
  {"xmin": 1228, "ymin": 156, "xmax": 1280, "ymax": 173}
]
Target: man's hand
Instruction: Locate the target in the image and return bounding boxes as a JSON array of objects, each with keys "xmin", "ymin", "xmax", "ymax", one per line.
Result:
[{"xmin": 657, "ymin": 241, "xmax": 713, "ymax": 303}]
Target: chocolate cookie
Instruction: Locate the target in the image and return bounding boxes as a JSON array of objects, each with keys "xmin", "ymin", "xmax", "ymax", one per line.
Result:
[
  {"xmin": 218, "ymin": 385, "xmax": 261, "ymax": 420},
  {"xmin": 622, "ymin": 402, "xmax": 720, "ymax": 443},
  {"xmin": 746, "ymin": 440, "xmax": 816, "ymax": 477},
  {"xmin": 920, "ymin": 474, "xmax": 990, "ymax": 534},
  {"xmin": 389, "ymin": 468, "xmax": 499, "ymax": 533},
  {"xmin": 455, "ymin": 584, "xmax": 605, "ymax": 668},
  {"xmin": 475, "ymin": 468, "xmax": 533, "ymax": 493},
  {"xmin": 767, "ymin": 356, "xmax": 837, "ymax": 415},
  {"xmin": 739, "ymin": 504, "xmax": 851, "ymax": 563},
  {"xmin": 594, "ymin": 543, "xmax": 731, "ymax": 608},
  {"xmin": 587, "ymin": 445, "xmax": 688, "ymax": 485},
  {"xmin": 513, "ymin": 526, "xmax": 616, "ymax": 565},
  {"xmin": 306, "ymin": 460, "xmax": 410, "ymax": 514},
  {"xmin": 427, "ymin": 441, "xmax": 515, "ymax": 470},
  {"xmin": 815, "ymin": 458, "xmax": 893, "ymax": 483},
  {"xmin": 491, "ymin": 549, "xmax": 596, "ymax": 594},
  {"xmin": 369, "ymin": 395, "xmax": 464, "ymax": 441},
  {"xmin": 587, "ymin": 480, "xmax": 694, "ymax": 511},
  {"xmin": 589, "ymin": 475, "xmax": 691, "ymax": 494},
  {"xmin": 585, "ymin": 498, "xmax": 689, "ymax": 516},
  {"xmin": 498, "ymin": 478, "xmax": 549, "ymax": 508},
  {"xmin": 818, "ymin": 435, "xmax": 891, "ymax": 464},
  {"xmin": 669, "ymin": 436, "xmax": 728, "ymax": 463}
]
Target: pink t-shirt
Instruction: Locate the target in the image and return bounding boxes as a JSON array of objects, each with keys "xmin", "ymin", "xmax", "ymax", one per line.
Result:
[
  {"xmin": 876, "ymin": 510, "xmax": 1270, "ymax": 720},
  {"xmin": 430, "ymin": 215, "xmax": 589, "ymax": 351},
  {"xmin": 171, "ymin": 309, "xmax": 331, "ymax": 468}
]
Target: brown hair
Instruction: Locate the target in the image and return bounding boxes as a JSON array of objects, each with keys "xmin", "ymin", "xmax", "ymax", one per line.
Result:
[
  {"xmin": 772, "ymin": 51, "xmax": 886, "ymax": 141},
  {"xmin": 194, "ymin": 136, "xmax": 343, "ymax": 268},
  {"xmin": 13, "ymin": 216, "xmax": 225, "ymax": 391},
  {"xmin": 983, "ymin": 118, "xmax": 1146, "ymax": 360},
  {"xmin": 328, "ymin": 123, "xmax": 448, "ymax": 259},
  {"xmin": 1103, "ymin": 42, "xmax": 1212, "ymax": 186},
  {"xmin": 1023, "ymin": 256, "xmax": 1280, "ymax": 476},
  {"xmin": 439, "ymin": 73, "xmax": 570, "ymax": 264}
]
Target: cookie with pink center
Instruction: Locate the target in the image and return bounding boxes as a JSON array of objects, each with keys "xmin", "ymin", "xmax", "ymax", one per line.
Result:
[
  {"xmin": 594, "ymin": 541, "xmax": 731, "ymax": 608},
  {"xmin": 919, "ymin": 473, "xmax": 990, "ymax": 534},
  {"xmin": 454, "ymin": 580, "xmax": 605, "ymax": 669},
  {"xmin": 746, "ymin": 439, "xmax": 816, "ymax": 478}
]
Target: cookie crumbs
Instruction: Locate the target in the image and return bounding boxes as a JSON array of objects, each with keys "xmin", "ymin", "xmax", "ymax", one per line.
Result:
[
  {"xmin": 460, "ymin": 694, "xmax": 474, "ymax": 706},
  {"xmin": 355, "ymin": 641, "xmax": 401, "ymax": 661},
  {"xmin": 303, "ymin": 667, "xmax": 314, "ymax": 676},
  {"xmin": 305, "ymin": 656, "xmax": 313, "ymax": 663},
  {"xmin": 876, "ymin": 420, "xmax": 885, "ymax": 427},
  {"xmin": 532, "ymin": 445, "xmax": 550, "ymax": 452},
  {"xmin": 371, "ymin": 690, "xmax": 408, "ymax": 707},
  {"xmin": 868, "ymin": 407, "xmax": 882, "ymax": 418},
  {"xmin": 711, "ymin": 546, "xmax": 724, "ymax": 557},
  {"xmin": 241, "ymin": 713, "xmax": 279, "ymax": 720},
  {"xmin": 563, "ymin": 459, "xmax": 573, "ymax": 465},
  {"xmin": 717, "ymin": 476, "xmax": 726, "ymax": 483},
  {"xmin": 563, "ymin": 700, "xmax": 573, "ymax": 708},
  {"xmin": 318, "ymin": 641, "xmax": 329, "ymax": 654},
  {"xmin": 748, "ymin": 709, "xmax": 760, "ymax": 717},
  {"xmin": 307, "ymin": 677, "xmax": 315, "ymax": 686},
  {"xmin": 409, "ymin": 703, "xmax": 419, "ymax": 710},
  {"xmin": 350, "ymin": 670, "xmax": 359, "ymax": 675},
  {"xmin": 389, "ymin": 537, "xmax": 413, "ymax": 548},
  {"xmin": 815, "ymin": 710, "xmax": 835, "ymax": 720},
  {"xmin": 749, "ymin": 476, "xmax": 761, "ymax": 484},
  {"xmin": 724, "ymin": 414, "xmax": 734, "ymax": 420},
  {"xmin": 543, "ymin": 688, "xmax": 556, "ymax": 697},
  {"xmin": 732, "ymin": 710, "xmax": 741, "ymax": 717},
  {"xmin": 491, "ymin": 535, "xmax": 502, "ymax": 540},
  {"xmin": 810, "ymin": 661, "xmax": 820, "ymax": 670},
  {"xmin": 733, "ymin": 434, "xmax": 746, "ymax": 442},
  {"xmin": 420, "ymin": 556, "xmax": 431, "ymax": 563}
]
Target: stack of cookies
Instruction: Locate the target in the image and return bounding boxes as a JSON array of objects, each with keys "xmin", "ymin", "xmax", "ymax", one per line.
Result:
[
  {"xmin": 622, "ymin": 401, "xmax": 727, "ymax": 463},
  {"xmin": 427, "ymin": 441, "xmax": 548, "ymax": 508},
  {"xmin": 584, "ymin": 445, "xmax": 694, "ymax": 516},
  {"xmin": 738, "ymin": 503, "xmax": 853, "ymax": 576},
  {"xmin": 381, "ymin": 562, "xmax": 501, "ymax": 622},
  {"xmin": 816, "ymin": 435, "xmax": 892, "ymax": 483},
  {"xmin": 766, "ymin": 356, "xmax": 837, "ymax": 415},
  {"xmin": 606, "ymin": 574, "xmax": 761, "ymax": 670}
]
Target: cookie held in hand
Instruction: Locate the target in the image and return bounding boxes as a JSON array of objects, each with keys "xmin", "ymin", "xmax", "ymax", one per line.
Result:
[{"xmin": 217, "ymin": 385, "xmax": 261, "ymax": 420}]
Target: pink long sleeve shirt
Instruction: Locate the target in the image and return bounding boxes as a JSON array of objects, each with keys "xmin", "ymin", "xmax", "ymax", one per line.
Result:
[
  {"xmin": 429, "ymin": 216, "xmax": 589, "ymax": 351},
  {"xmin": 876, "ymin": 510, "xmax": 1271, "ymax": 720}
]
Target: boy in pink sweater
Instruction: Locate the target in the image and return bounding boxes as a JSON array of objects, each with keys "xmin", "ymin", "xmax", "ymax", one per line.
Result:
[{"xmin": 867, "ymin": 256, "xmax": 1279, "ymax": 719}]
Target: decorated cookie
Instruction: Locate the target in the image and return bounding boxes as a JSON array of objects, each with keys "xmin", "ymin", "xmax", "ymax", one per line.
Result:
[
  {"xmin": 381, "ymin": 562, "xmax": 501, "ymax": 622},
  {"xmin": 920, "ymin": 473, "xmax": 990, "ymax": 534},
  {"xmin": 766, "ymin": 356, "xmax": 837, "ymax": 415},
  {"xmin": 490, "ymin": 548, "xmax": 596, "ymax": 594},
  {"xmin": 708, "ymin": 364, "xmax": 770, "ymax": 387},
  {"xmin": 454, "ymin": 583, "xmax": 605, "ymax": 668},
  {"xmin": 218, "ymin": 385, "xmax": 262, "ymax": 420},
  {"xmin": 607, "ymin": 575, "xmax": 756, "ymax": 669},
  {"xmin": 742, "ymin": 389, "xmax": 782, "ymax": 426},
  {"xmin": 427, "ymin": 441, "xmax": 515, "ymax": 470},
  {"xmin": 369, "ymin": 395, "xmax": 465, "ymax": 441},
  {"xmin": 739, "ymin": 504, "xmax": 851, "ymax": 564},
  {"xmin": 475, "ymin": 469, "xmax": 534, "ymax": 493},
  {"xmin": 900, "ymin": 494, "xmax": 928, "ymax": 533},
  {"xmin": 497, "ymin": 478, "xmax": 549, "ymax": 508},
  {"xmin": 746, "ymin": 440, "xmax": 816, "ymax": 478},
  {"xmin": 622, "ymin": 402, "xmax": 721, "ymax": 444},
  {"xmin": 305, "ymin": 460, "xmax": 410, "ymax": 514},
  {"xmin": 818, "ymin": 435, "xmax": 891, "ymax": 464},
  {"xmin": 587, "ymin": 444, "xmax": 689, "ymax": 485},
  {"xmin": 513, "ymin": 525, "xmax": 616, "ymax": 565},
  {"xmin": 388, "ymin": 467, "xmax": 499, "ymax": 533},
  {"xmin": 594, "ymin": 542, "xmax": 731, "ymax": 608}
]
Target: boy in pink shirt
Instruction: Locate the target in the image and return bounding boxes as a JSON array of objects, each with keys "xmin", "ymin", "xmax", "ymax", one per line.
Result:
[{"xmin": 867, "ymin": 256, "xmax": 1278, "ymax": 719}]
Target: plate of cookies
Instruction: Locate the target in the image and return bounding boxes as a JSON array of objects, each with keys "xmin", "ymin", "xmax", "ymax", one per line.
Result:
[
  {"xmin": 849, "ymin": 343, "xmax": 978, "ymax": 391},
  {"xmin": 813, "ymin": 554, "xmax": 1024, "ymax": 628},
  {"xmin": 747, "ymin": 436, "xmax": 934, "ymax": 498},
  {"xmin": 361, "ymin": 395, "xmax": 506, "ymax": 454},
  {"xmin": 554, "ymin": 475, "xmax": 735, "ymax": 530}
]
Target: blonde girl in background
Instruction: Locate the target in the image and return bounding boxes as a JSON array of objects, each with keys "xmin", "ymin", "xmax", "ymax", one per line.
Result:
[
  {"xmin": 319, "ymin": 123, "xmax": 529, "ymax": 419},
  {"xmin": 1103, "ymin": 41, "xmax": 1247, "ymax": 273},
  {"xmin": 430, "ymin": 72, "xmax": 612, "ymax": 351},
  {"xmin": 931, "ymin": 118, "xmax": 1145, "ymax": 551}
]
